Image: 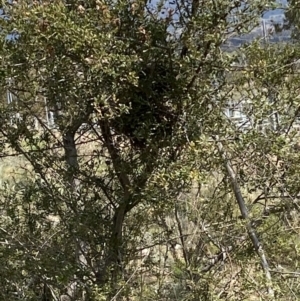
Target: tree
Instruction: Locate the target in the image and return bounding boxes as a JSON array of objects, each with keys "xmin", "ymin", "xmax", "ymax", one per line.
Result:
[{"xmin": 1, "ymin": 1, "xmax": 300, "ymax": 300}]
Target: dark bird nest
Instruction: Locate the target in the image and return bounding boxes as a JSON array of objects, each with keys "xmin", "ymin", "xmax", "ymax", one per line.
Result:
[{"xmin": 111, "ymin": 63, "xmax": 182, "ymax": 149}]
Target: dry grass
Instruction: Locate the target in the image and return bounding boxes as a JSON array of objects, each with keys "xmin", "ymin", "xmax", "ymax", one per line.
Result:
[{"xmin": 0, "ymin": 154, "xmax": 28, "ymax": 187}]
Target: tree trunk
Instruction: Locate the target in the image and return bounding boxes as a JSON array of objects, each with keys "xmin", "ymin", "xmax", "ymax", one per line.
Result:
[{"xmin": 62, "ymin": 130, "xmax": 83, "ymax": 300}]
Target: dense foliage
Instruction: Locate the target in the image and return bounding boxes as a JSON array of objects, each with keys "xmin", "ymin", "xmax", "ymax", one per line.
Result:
[{"xmin": 0, "ymin": 1, "xmax": 299, "ymax": 300}]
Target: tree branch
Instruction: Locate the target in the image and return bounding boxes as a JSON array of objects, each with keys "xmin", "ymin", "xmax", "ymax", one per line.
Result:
[{"xmin": 214, "ymin": 136, "xmax": 274, "ymax": 298}]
